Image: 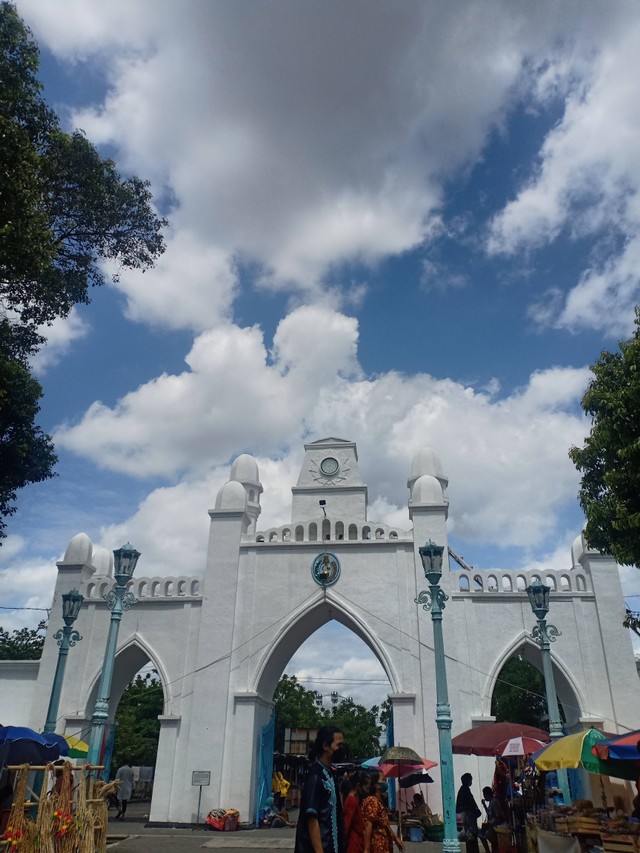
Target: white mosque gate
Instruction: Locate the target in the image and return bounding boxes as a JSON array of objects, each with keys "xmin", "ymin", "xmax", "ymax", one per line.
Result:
[{"xmin": 2, "ymin": 437, "xmax": 639, "ymax": 823}]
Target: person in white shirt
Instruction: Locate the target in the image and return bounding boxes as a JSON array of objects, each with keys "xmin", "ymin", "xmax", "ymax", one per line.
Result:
[{"xmin": 115, "ymin": 759, "xmax": 135, "ymax": 820}]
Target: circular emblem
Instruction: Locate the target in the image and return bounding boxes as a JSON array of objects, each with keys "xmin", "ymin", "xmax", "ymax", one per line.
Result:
[
  {"xmin": 311, "ymin": 552, "xmax": 341, "ymax": 587},
  {"xmin": 319, "ymin": 456, "xmax": 339, "ymax": 477}
]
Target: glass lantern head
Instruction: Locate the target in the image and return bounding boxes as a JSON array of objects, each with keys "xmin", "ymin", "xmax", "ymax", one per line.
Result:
[
  {"xmin": 113, "ymin": 543, "xmax": 141, "ymax": 584},
  {"xmin": 419, "ymin": 540, "xmax": 444, "ymax": 585},
  {"xmin": 526, "ymin": 578, "xmax": 550, "ymax": 619},
  {"xmin": 62, "ymin": 588, "xmax": 84, "ymax": 624}
]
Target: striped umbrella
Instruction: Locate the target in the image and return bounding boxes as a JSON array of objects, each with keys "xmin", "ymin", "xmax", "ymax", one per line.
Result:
[
  {"xmin": 592, "ymin": 729, "xmax": 640, "ymax": 762},
  {"xmin": 534, "ymin": 728, "xmax": 640, "ymax": 780}
]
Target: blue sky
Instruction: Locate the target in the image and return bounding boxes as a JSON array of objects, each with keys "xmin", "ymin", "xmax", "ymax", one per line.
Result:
[{"xmin": 3, "ymin": 0, "xmax": 640, "ymax": 707}]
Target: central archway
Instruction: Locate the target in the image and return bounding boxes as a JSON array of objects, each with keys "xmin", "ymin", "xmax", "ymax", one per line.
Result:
[
  {"xmin": 250, "ymin": 590, "xmax": 398, "ymax": 823},
  {"xmin": 253, "ymin": 590, "xmax": 401, "ymax": 701}
]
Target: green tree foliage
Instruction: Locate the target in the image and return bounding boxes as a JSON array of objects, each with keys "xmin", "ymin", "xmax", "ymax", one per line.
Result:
[
  {"xmin": 111, "ymin": 672, "xmax": 164, "ymax": 774},
  {"xmin": 0, "ymin": 2, "xmax": 167, "ymax": 538},
  {"xmin": 0, "ymin": 326, "xmax": 57, "ymax": 535},
  {"xmin": 0, "ymin": 619, "xmax": 46, "ymax": 659},
  {"xmin": 379, "ymin": 697, "xmax": 392, "ymax": 730},
  {"xmin": 569, "ymin": 309, "xmax": 640, "ymax": 568},
  {"xmin": 491, "ymin": 657, "xmax": 548, "ymax": 729},
  {"xmin": 273, "ymin": 674, "xmax": 322, "ymax": 752},
  {"xmin": 323, "ymin": 697, "xmax": 383, "ymax": 760},
  {"xmin": 272, "ymin": 675, "xmax": 384, "ymax": 759}
]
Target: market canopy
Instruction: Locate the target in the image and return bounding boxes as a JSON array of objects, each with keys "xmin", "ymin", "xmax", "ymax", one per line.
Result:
[
  {"xmin": 592, "ymin": 729, "xmax": 640, "ymax": 762},
  {"xmin": 0, "ymin": 725, "xmax": 62, "ymax": 766},
  {"xmin": 452, "ymin": 722, "xmax": 551, "ymax": 756},
  {"xmin": 533, "ymin": 727, "xmax": 640, "ymax": 780}
]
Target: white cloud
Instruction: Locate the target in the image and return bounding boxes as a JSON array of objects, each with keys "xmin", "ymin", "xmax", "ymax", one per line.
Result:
[
  {"xmin": 488, "ymin": 16, "xmax": 640, "ymax": 334},
  {"xmin": 117, "ymin": 229, "xmax": 238, "ymax": 331},
  {"xmin": 18, "ymin": 0, "xmax": 637, "ymax": 328},
  {"xmin": 0, "ymin": 557, "xmax": 58, "ymax": 631},
  {"xmin": 54, "ymin": 305, "xmax": 359, "ymax": 477},
  {"xmin": 29, "ymin": 309, "xmax": 90, "ymax": 374},
  {"xmin": 288, "ymin": 623, "xmax": 390, "ymax": 709},
  {"xmin": 52, "ymin": 306, "xmax": 590, "ymax": 555}
]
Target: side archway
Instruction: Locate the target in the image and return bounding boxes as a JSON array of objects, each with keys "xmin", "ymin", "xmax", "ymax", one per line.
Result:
[
  {"xmin": 83, "ymin": 634, "xmax": 170, "ymax": 721},
  {"xmin": 482, "ymin": 632, "xmax": 585, "ymax": 729}
]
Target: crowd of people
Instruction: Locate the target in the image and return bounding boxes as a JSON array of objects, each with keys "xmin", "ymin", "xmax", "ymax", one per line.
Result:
[
  {"xmin": 293, "ymin": 725, "xmax": 405, "ymax": 853},
  {"xmin": 288, "ymin": 727, "xmax": 520, "ymax": 853},
  {"xmin": 455, "ymin": 757, "xmax": 536, "ymax": 853}
]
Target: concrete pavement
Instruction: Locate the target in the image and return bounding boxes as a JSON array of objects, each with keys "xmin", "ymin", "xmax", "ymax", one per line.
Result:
[{"xmin": 106, "ymin": 801, "xmax": 442, "ymax": 852}]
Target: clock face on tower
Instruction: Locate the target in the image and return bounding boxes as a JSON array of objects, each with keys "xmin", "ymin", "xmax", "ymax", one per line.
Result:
[
  {"xmin": 309, "ymin": 453, "xmax": 351, "ymax": 486},
  {"xmin": 319, "ymin": 456, "xmax": 339, "ymax": 476}
]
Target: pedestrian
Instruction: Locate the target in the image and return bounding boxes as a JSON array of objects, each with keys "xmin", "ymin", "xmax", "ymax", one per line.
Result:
[
  {"xmin": 481, "ymin": 786, "xmax": 505, "ymax": 853},
  {"xmin": 114, "ymin": 758, "xmax": 135, "ymax": 820},
  {"xmin": 343, "ymin": 771, "xmax": 371, "ymax": 853},
  {"xmin": 294, "ymin": 725, "xmax": 347, "ymax": 853},
  {"xmin": 362, "ymin": 775, "xmax": 404, "ymax": 853},
  {"xmin": 407, "ymin": 792, "xmax": 432, "ymax": 829},
  {"xmin": 456, "ymin": 773, "xmax": 482, "ymax": 853}
]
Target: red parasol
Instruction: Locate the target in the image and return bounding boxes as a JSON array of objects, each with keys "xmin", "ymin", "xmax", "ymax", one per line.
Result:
[
  {"xmin": 452, "ymin": 722, "xmax": 550, "ymax": 756},
  {"xmin": 379, "ymin": 757, "xmax": 438, "ymax": 778}
]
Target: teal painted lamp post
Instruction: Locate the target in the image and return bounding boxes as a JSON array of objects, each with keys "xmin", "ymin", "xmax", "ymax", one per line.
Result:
[
  {"xmin": 416, "ymin": 540, "xmax": 461, "ymax": 853},
  {"xmin": 43, "ymin": 588, "xmax": 84, "ymax": 734},
  {"xmin": 87, "ymin": 544, "xmax": 140, "ymax": 769},
  {"xmin": 525, "ymin": 578, "xmax": 571, "ymax": 804}
]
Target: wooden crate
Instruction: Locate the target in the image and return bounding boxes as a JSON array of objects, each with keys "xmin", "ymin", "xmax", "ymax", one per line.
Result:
[
  {"xmin": 554, "ymin": 818, "xmax": 570, "ymax": 835},
  {"xmin": 601, "ymin": 834, "xmax": 640, "ymax": 853},
  {"xmin": 567, "ymin": 817, "xmax": 601, "ymax": 834}
]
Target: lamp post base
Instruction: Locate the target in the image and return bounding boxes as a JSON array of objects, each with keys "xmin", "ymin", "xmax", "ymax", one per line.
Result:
[{"xmin": 442, "ymin": 837, "xmax": 462, "ymax": 853}]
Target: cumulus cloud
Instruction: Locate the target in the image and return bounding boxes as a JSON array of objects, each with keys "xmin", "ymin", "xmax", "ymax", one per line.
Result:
[
  {"xmin": 18, "ymin": 0, "xmax": 637, "ymax": 328},
  {"xmin": 0, "ymin": 555, "xmax": 59, "ymax": 631},
  {"xmin": 488, "ymin": 13, "xmax": 640, "ymax": 334},
  {"xmin": 288, "ymin": 623, "xmax": 390, "ymax": 709},
  {"xmin": 29, "ymin": 309, "xmax": 90, "ymax": 374},
  {"xmin": 53, "ymin": 305, "xmax": 590, "ymax": 556},
  {"xmin": 54, "ymin": 305, "xmax": 359, "ymax": 477}
]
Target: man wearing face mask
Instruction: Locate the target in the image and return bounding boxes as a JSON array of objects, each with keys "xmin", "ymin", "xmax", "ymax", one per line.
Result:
[{"xmin": 294, "ymin": 725, "xmax": 346, "ymax": 853}]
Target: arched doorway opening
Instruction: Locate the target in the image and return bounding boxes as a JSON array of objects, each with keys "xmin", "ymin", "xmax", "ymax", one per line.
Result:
[
  {"xmin": 83, "ymin": 639, "xmax": 168, "ymax": 797},
  {"xmin": 487, "ymin": 638, "xmax": 585, "ymax": 801},
  {"xmin": 252, "ymin": 604, "xmax": 394, "ymax": 823}
]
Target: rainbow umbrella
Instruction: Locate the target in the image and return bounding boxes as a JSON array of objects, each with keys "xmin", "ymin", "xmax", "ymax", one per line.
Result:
[
  {"xmin": 592, "ymin": 730, "xmax": 640, "ymax": 762},
  {"xmin": 62, "ymin": 735, "xmax": 89, "ymax": 758},
  {"xmin": 46, "ymin": 733, "xmax": 89, "ymax": 759},
  {"xmin": 533, "ymin": 728, "xmax": 639, "ymax": 780}
]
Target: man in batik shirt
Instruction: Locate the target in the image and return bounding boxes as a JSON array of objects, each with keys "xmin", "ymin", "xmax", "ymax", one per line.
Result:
[{"xmin": 295, "ymin": 726, "xmax": 346, "ymax": 853}]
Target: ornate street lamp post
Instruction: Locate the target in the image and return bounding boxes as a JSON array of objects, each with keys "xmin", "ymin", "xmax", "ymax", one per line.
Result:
[
  {"xmin": 416, "ymin": 540, "xmax": 461, "ymax": 853},
  {"xmin": 43, "ymin": 589, "xmax": 84, "ymax": 734},
  {"xmin": 525, "ymin": 578, "xmax": 570, "ymax": 804},
  {"xmin": 87, "ymin": 544, "xmax": 140, "ymax": 768}
]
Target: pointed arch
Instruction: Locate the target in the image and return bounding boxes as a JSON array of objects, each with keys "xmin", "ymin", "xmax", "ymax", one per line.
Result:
[
  {"xmin": 251, "ymin": 589, "xmax": 401, "ymax": 700},
  {"xmin": 83, "ymin": 633, "xmax": 171, "ymax": 719},
  {"xmin": 481, "ymin": 631, "xmax": 586, "ymax": 726}
]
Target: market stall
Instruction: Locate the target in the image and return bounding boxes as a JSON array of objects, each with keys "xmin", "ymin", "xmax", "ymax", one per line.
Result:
[
  {"xmin": 0, "ymin": 762, "xmax": 116, "ymax": 852},
  {"xmin": 523, "ymin": 729, "xmax": 640, "ymax": 853}
]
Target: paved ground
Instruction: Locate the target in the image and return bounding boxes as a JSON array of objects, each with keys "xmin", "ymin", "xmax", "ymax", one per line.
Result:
[{"xmin": 106, "ymin": 801, "xmax": 443, "ymax": 852}]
